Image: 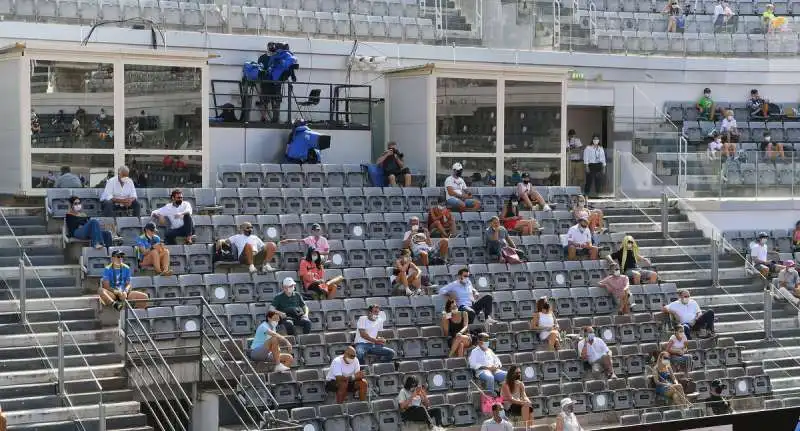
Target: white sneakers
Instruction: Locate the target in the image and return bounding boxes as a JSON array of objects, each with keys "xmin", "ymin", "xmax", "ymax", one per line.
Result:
[
  {"xmin": 274, "ymin": 363, "xmax": 290, "ymax": 372},
  {"xmin": 248, "ymin": 264, "xmax": 257, "ymax": 273},
  {"xmin": 262, "ymin": 263, "xmax": 276, "ymax": 272},
  {"xmin": 543, "ymin": 204, "xmax": 553, "ymax": 212}
]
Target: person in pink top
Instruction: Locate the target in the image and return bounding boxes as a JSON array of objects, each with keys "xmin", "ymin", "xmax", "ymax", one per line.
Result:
[
  {"xmin": 281, "ymin": 223, "xmax": 330, "ymax": 260},
  {"xmin": 598, "ymin": 262, "xmax": 631, "ymax": 314}
]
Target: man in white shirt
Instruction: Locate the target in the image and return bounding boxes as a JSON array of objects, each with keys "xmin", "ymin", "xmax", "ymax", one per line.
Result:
[
  {"xmin": 577, "ymin": 326, "xmax": 616, "ymax": 379},
  {"xmin": 101, "ymin": 165, "xmax": 140, "ymax": 217},
  {"xmin": 713, "ymin": 0, "xmax": 724, "ymax": 26},
  {"xmin": 662, "ymin": 289, "xmax": 715, "ymax": 340},
  {"xmin": 469, "ymin": 333, "xmax": 506, "ymax": 393},
  {"xmin": 151, "ymin": 189, "xmax": 194, "ymax": 245},
  {"xmin": 353, "ymin": 304, "xmax": 396, "ymax": 363},
  {"xmin": 217, "ymin": 222, "xmax": 278, "ymax": 273},
  {"xmin": 325, "ymin": 346, "xmax": 367, "ymax": 403},
  {"xmin": 750, "ymin": 231, "xmax": 783, "ymax": 277},
  {"xmin": 403, "ymin": 216, "xmax": 448, "ymax": 266},
  {"xmin": 444, "ymin": 163, "xmax": 481, "ymax": 212},
  {"xmin": 481, "ymin": 403, "xmax": 513, "ymax": 431},
  {"xmin": 564, "ymin": 216, "xmax": 598, "ymax": 261},
  {"xmin": 582, "ymin": 135, "xmax": 606, "ymax": 197}
]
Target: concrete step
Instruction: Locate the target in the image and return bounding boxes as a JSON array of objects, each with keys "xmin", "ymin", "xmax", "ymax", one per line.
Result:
[
  {"xmin": 0, "ymin": 255, "xmax": 65, "ymax": 267},
  {"xmin": 0, "ymin": 319, "xmax": 101, "ymax": 336},
  {"xmin": 632, "ymin": 237, "xmax": 710, "ymax": 247},
  {"xmin": 717, "ymin": 316, "xmax": 797, "ymax": 335},
  {"xmin": 0, "ymin": 352, "xmax": 121, "ymax": 373},
  {"xmin": 0, "ymin": 377, "xmax": 128, "ymax": 401},
  {"xmin": 0, "ymin": 248, "xmax": 66, "ymax": 258},
  {"xmin": 600, "ymin": 207, "xmax": 680, "ymax": 216},
  {"xmin": 0, "ymin": 226, "xmax": 49, "ymax": 236},
  {"xmin": 1, "ymin": 389, "xmax": 135, "ymax": 412},
  {"xmin": 674, "ymin": 276, "xmax": 756, "ymax": 288},
  {"xmin": 0, "ymin": 341, "xmax": 115, "ymax": 361},
  {"xmin": 0, "ymin": 235, "xmax": 61, "ymax": 249},
  {"xmin": 0, "ymin": 265, "xmax": 80, "ymax": 281},
  {"xmin": 649, "ymin": 260, "xmax": 741, "ymax": 272},
  {"xmin": 639, "ymin": 244, "xmax": 712, "ymax": 257},
  {"xmin": 0, "ymin": 286, "xmax": 85, "ymax": 301},
  {"xmin": 659, "ymin": 267, "xmax": 747, "ymax": 282},
  {"xmin": 743, "ymin": 342, "xmax": 800, "ymax": 362},
  {"xmin": 0, "ymin": 328, "xmax": 115, "ymax": 349},
  {"xmin": 609, "ymin": 221, "xmax": 697, "ymax": 233},
  {"xmin": 0, "ymin": 297, "xmax": 98, "ymax": 314},
  {"xmin": 0, "ymin": 308, "xmax": 96, "ymax": 324},
  {"xmin": 0, "ymin": 277, "xmax": 80, "ymax": 290},
  {"xmin": 630, "ymin": 230, "xmax": 705, "ymax": 239},
  {"xmin": 5, "ymin": 401, "xmax": 140, "ymax": 426},
  {"xmin": 0, "ymin": 207, "xmax": 46, "ymax": 218},
  {"xmin": 0, "ymin": 363, "xmax": 123, "ymax": 387},
  {"xmin": 7, "ymin": 414, "xmax": 151, "ymax": 431},
  {"xmin": 603, "ymin": 214, "xmax": 688, "ymax": 224},
  {"xmin": 765, "ymin": 376, "xmax": 800, "ymax": 392},
  {"xmin": 688, "ymin": 283, "xmax": 764, "ymax": 297}
]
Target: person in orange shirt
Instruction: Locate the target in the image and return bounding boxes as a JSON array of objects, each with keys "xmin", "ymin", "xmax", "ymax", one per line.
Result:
[
  {"xmin": 427, "ymin": 198, "xmax": 457, "ymax": 238},
  {"xmin": 298, "ymin": 248, "xmax": 342, "ymax": 300}
]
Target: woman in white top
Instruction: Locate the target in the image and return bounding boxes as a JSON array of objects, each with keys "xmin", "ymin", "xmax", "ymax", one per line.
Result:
[
  {"xmin": 665, "ymin": 325, "xmax": 691, "ymax": 372},
  {"xmin": 530, "ymin": 298, "xmax": 560, "ymax": 351},
  {"xmin": 555, "ymin": 397, "xmax": 584, "ymax": 431}
]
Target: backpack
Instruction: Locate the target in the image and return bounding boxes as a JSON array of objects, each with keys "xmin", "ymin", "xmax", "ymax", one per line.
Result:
[{"xmin": 242, "ymin": 61, "xmax": 263, "ymax": 81}]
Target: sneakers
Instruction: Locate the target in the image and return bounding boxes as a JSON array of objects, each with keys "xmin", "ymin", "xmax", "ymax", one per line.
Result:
[
  {"xmin": 484, "ymin": 316, "xmax": 498, "ymax": 330},
  {"xmin": 274, "ymin": 363, "xmax": 290, "ymax": 372},
  {"xmin": 248, "ymin": 264, "xmax": 257, "ymax": 273},
  {"xmin": 261, "ymin": 263, "xmax": 276, "ymax": 272},
  {"xmin": 543, "ymin": 204, "xmax": 553, "ymax": 212},
  {"xmin": 112, "ymin": 301, "xmax": 124, "ymax": 311}
]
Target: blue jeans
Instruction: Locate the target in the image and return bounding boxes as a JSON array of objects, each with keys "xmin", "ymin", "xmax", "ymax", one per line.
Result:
[
  {"xmin": 477, "ymin": 369, "xmax": 507, "ymax": 393},
  {"xmin": 73, "ymin": 219, "xmax": 112, "ymax": 248},
  {"xmin": 354, "ymin": 343, "xmax": 396, "ymax": 363}
]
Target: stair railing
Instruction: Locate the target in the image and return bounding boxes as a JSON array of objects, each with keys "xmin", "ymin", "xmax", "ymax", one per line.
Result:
[{"xmin": 552, "ymin": 0, "xmax": 561, "ymax": 48}]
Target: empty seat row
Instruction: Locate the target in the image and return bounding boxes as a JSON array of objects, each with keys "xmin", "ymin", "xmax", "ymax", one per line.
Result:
[
  {"xmin": 720, "ymin": 163, "xmax": 800, "ymax": 187},
  {"xmin": 219, "ymin": 163, "xmax": 367, "ymax": 189},
  {"xmin": 595, "ymin": 31, "xmax": 799, "ymax": 56},
  {"xmin": 597, "ymin": 11, "xmax": 796, "ymax": 34},
  {"xmin": 225, "ymin": 0, "xmax": 420, "ymax": 17},
  {"xmin": 590, "ymin": 0, "xmax": 796, "ymax": 14}
]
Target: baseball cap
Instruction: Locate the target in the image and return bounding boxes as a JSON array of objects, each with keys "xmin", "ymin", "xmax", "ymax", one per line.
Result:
[
  {"xmin": 786, "ymin": 260, "xmax": 796, "ymax": 267},
  {"xmin": 560, "ymin": 397, "xmax": 575, "ymax": 408},
  {"xmin": 311, "ymin": 223, "xmax": 322, "ymax": 231},
  {"xmin": 111, "ymin": 250, "xmax": 126, "ymax": 258},
  {"xmin": 452, "ymin": 162, "xmax": 463, "ymax": 171},
  {"xmin": 282, "ymin": 277, "xmax": 296, "ymax": 287}
]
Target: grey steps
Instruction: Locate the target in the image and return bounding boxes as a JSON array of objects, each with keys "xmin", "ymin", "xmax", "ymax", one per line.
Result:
[
  {"xmin": 0, "ymin": 247, "xmax": 65, "ymax": 257},
  {"xmin": 1, "ymin": 389, "xmax": 135, "ymax": 412},
  {"xmin": 6, "ymin": 410, "xmax": 146, "ymax": 430},
  {"xmin": 7, "ymin": 414, "xmax": 151, "ymax": 431},
  {"xmin": 0, "ymin": 208, "xmax": 46, "ymax": 218},
  {"xmin": 0, "ymin": 377, "xmax": 128, "ymax": 400},
  {"xmin": 0, "ymin": 308, "xmax": 96, "ymax": 324},
  {"xmin": 0, "ymin": 319, "xmax": 101, "ymax": 336},
  {"xmin": 673, "ymin": 276, "xmax": 755, "ymax": 288},
  {"xmin": 0, "ymin": 297, "xmax": 98, "ymax": 314},
  {"xmin": 0, "ymin": 277, "xmax": 78, "ymax": 289},
  {"xmin": 0, "ymin": 216, "xmax": 47, "ymax": 226},
  {"xmin": 687, "ymin": 283, "xmax": 763, "ymax": 296},
  {"xmin": 631, "ymin": 230, "xmax": 704, "ymax": 239},
  {"xmin": 0, "ymin": 226, "xmax": 49, "ymax": 236},
  {"xmin": 631, "ymin": 237, "xmax": 709, "ymax": 247},
  {"xmin": 603, "ymin": 214, "xmax": 688, "ymax": 224},
  {"xmin": 0, "ymin": 255, "xmax": 65, "ymax": 267},
  {"xmin": 0, "ymin": 352, "xmax": 121, "ymax": 373},
  {"xmin": 0, "ymin": 286, "xmax": 84, "ymax": 301},
  {"xmin": 649, "ymin": 260, "xmax": 742, "ymax": 271}
]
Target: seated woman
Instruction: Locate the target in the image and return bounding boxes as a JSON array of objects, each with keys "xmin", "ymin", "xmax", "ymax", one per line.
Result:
[
  {"xmin": 719, "ymin": 110, "xmax": 739, "ymax": 144},
  {"xmin": 397, "ymin": 375, "xmax": 444, "ymax": 428},
  {"xmin": 249, "ymin": 311, "xmax": 293, "ymax": 372},
  {"xmin": 135, "ymin": 222, "xmax": 172, "ymax": 275},
  {"xmin": 486, "ymin": 216, "xmax": 518, "ymax": 262},
  {"xmin": 607, "ymin": 235, "xmax": 657, "ymax": 284},
  {"xmin": 392, "ymin": 249, "xmax": 423, "ymax": 295},
  {"xmin": 516, "ymin": 173, "xmax": 551, "ymax": 211},
  {"xmin": 572, "ymin": 195, "xmax": 605, "ymax": 237},
  {"xmin": 441, "ymin": 298, "xmax": 472, "ymax": 357},
  {"xmin": 501, "ymin": 199, "xmax": 539, "ymax": 236},
  {"xmin": 298, "ymin": 248, "xmax": 342, "ymax": 299},
  {"xmin": 792, "ymin": 220, "xmax": 800, "ymax": 258},
  {"xmin": 653, "ymin": 351, "xmax": 689, "ymax": 406},
  {"xmin": 501, "ymin": 365, "xmax": 534, "ymax": 427},
  {"xmin": 65, "ymin": 196, "xmax": 113, "ymax": 249},
  {"xmin": 530, "ymin": 298, "xmax": 560, "ymax": 351},
  {"xmin": 598, "ymin": 262, "xmax": 631, "ymax": 315},
  {"xmin": 665, "ymin": 325, "xmax": 691, "ymax": 372}
]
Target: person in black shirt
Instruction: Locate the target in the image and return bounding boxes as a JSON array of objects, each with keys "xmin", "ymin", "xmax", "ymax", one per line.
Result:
[
  {"xmin": 707, "ymin": 379, "xmax": 732, "ymax": 415},
  {"xmin": 376, "ymin": 141, "xmax": 411, "ymax": 187},
  {"xmin": 65, "ymin": 196, "xmax": 113, "ymax": 249},
  {"xmin": 606, "ymin": 235, "xmax": 658, "ymax": 284},
  {"xmin": 760, "ymin": 130, "xmax": 785, "ymax": 160},
  {"xmin": 747, "ymin": 88, "xmax": 768, "ymax": 118},
  {"xmin": 256, "ymin": 42, "xmax": 280, "ymax": 123}
]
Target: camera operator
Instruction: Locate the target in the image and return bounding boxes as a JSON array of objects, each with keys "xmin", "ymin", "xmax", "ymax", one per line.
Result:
[
  {"xmin": 376, "ymin": 141, "xmax": 411, "ymax": 187},
  {"xmin": 707, "ymin": 379, "xmax": 732, "ymax": 415},
  {"xmin": 257, "ymin": 42, "xmax": 298, "ymax": 124}
]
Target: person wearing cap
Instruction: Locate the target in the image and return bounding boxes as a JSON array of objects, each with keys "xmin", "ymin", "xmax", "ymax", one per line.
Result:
[
  {"xmin": 270, "ymin": 278, "xmax": 311, "ymax": 335},
  {"xmin": 219, "ymin": 222, "xmax": 278, "ymax": 273},
  {"xmin": 65, "ymin": 196, "xmax": 114, "ymax": 249},
  {"xmin": 439, "ymin": 268, "xmax": 497, "ymax": 326},
  {"xmin": 249, "ymin": 310, "xmax": 293, "ymax": 372},
  {"xmin": 376, "ymin": 141, "xmax": 412, "ymax": 187},
  {"xmin": 280, "ymin": 223, "xmax": 330, "ymax": 261},
  {"xmin": 663, "ymin": 289, "xmax": 715, "ymax": 339},
  {"xmin": 469, "ymin": 333, "xmax": 506, "ymax": 394},
  {"xmin": 135, "ymin": 222, "xmax": 172, "ymax": 275},
  {"xmin": 515, "ymin": 172, "xmax": 551, "ymax": 211},
  {"xmin": 353, "ymin": 304, "xmax": 396, "ymax": 364},
  {"xmin": 776, "ymin": 260, "xmax": 800, "ymax": 305},
  {"xmin": 577, "ymin": 326, "xmax": 616, "ymax": 379},
  {"xmin": 750, "ymin": 231, "xmax": 784, "ymax": 277},
  {"xmin": 444, "ymin": 162, "xmax": 481, "ymax": 212},
  {"xmin": 555, "ymin": 397, "xmax": 583, "ymax": 431},
  {"xmin": 606, "ymin": 235, "xmax": 657, "ymax": 285},
  {"xmin": 298, "ymin": 247, "xmax": 341, "ymax": 299},
  {"xmin": 480, "ymin": 403, "xmax": 512, "ymax": 431},
  {"xmin": 598, "ymin": 262, "xmax": 631, "ymax": 314},
  {"xmin": 101, "ymin": 165, "xmax": 141, "ymax": 217},
  {"xmin": 564, "ymin": 217, "xmax": 598, "ymax": 261},
  {"xmin": 427, "ymin": 197, "xmax": 457, "ymax": 238},
  {"xmin": 403, "ymin": 216, "xmax": 448, "ymax": 266},
  {"xmin": 151, "ymin": 188, "xmax": 194, "ymax": 245},
  {"xmin": 100, "ymin": 250, "xmax": 148, "ymax": 310},
  {"xmin": 486, "ymin": 216, "xmax": 518, "ymax": 262},
  {"xmin": 326, "ymin": 346, "xmax": 368, "ymax": 403}
]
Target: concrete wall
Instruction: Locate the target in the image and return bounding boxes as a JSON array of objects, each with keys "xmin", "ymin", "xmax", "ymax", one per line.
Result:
[
  {"xmin": 386, "ymin": 75, "xmax": 431, "ymax": 176},
  {"xmin": 0, "ymin": 56, "xmax": 24, "ymax": 194},
  {"xmin": 683, "ymin": 199, "xmax": 800, "ymax": 235}
]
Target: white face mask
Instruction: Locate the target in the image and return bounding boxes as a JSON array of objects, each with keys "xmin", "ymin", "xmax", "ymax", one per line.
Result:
[
  {"xmin": 587, "ymin": 333, "xmax": 595, "ymax": 341},
  {"xmin": 613, "ymin": 270, "xmax": 621, "ymax": 276},
  {"xmin": 592, "ymin": 139, "xmax": 600, "ymax": 145},
  {"xmin": 714, "ymin": 139, "xmax": 721, "ymax": 144},
  {"xmin": 727, "ymin": 116, "xmax": 733, "ymax": 121},
  {"xmin": 269, "ymin": 319, "xmax": 280, "ymax": 327},
  {"xmin": 765, "ymin": 136, "xmax": 772, "ymax": 142},
  {"xmin": 479, "ymin": 342, "xmax": 488, "ymax": 351},
  {"xmin": 72, "ymin": 204, "xmax": 82, "ymax": 212},
  {"xmin": 662, "ymin": 359, "xmax": 671, "ymax": 366},
  {"xmin": 285, "ymin": 287, "xmax": 295, "ymax": 296},
  {"xmin": 680, "ymin": 297, "xmax": 689, "ymax": 305}
]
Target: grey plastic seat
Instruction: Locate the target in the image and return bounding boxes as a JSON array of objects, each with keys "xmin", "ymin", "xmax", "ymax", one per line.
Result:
[
  {"xmin": 165, "ymin": 245, "xmax": 188, "ymax": 275},
  {"xmin": 47, "ymin": 189, "xmax": 73, "ymax": 218},
  {"xmin": 279, "ymin": 214, "xmax": 303, "ymax": 239},
  {"xmin": 147, "ymin": 306, "xmax": 177, "ymax": 340},
  {"xmin": 364, "ymin": 213, "xmax": 388, "ymax": 240},
  {"xmin": 343, "ymin": 214, "xmax": 367, "ymax": 239},
  {"xmin": 295, "ymin": 369, "xmax": 326, "ymax": 404},
  {"xmin": 363, "ymin": 187, "xmax": 388, "ymax": 213},
  {"xmin": 228, "ymin": 273, "xmax": 255, "ymax": 303},
  {"xmin": 281, "ymin": 164, "xmax": 304, "ymax": 188},
  {"xmin": 224, "ymin": 303, "xmax": 253, "ymax": 335},
  {"xmin": 398, "ymin": 327, "xmax": 425, "ymax": 358},
  {"xmin": 383, "ymin": 187, "xmax": 406, "ymax": 212},
  {"xmin": 642, "ymin": 411, "xmax": 663, "ymax": 424},
  {"xmin": 211, "ymin": 215, "xmax": 236, "ymax": 240},
  {"xmin": 302, "ymin": 188, "xmax": 326, "ymax": 214},
  {"xmin": 153, "ymin": 275, "xmax": 181, "ymax": 306},
  {"xmin": 564, "ymin": 260, "xmax": 588, "ymax": 287},
  {"xmin": 300, "ymin": 164, "xmax": 325, "ymax": 188},
  {"xmin": 259, "ymin": 188, "xmax": 284, "ymax": 215},
  {"xmin": 402, "ymin": 188, "xmax": 425, "ymax": 212},
  {"xmin": 628, "ymin": 376, "xmax": 655, "ymax": 407},
  {"xmin": 467, "ymin": 237, "xmax": 488, "ymax": 264},
  {"xmin": 619, "ymin": 414, "xmax": 640, "ymax": 425},
  {"xmin": 389, "ymin": 296, "xmax": 413, "ymax": 327},
  {"xmin": 282, "ymin": 188, "xmax": 305, "ymax": 214},
  {"xmin": 343, "ymin": 240, "xmax": 368, "ymax": 268},
  {"xmin": 321, "ymin": 299, "xmax": 347, "ymax": 330},
  {"xmin": 215, "ymin": 188, "xmax": 240, "ymax": 215},
  {"xmin": 322, "ymin": 214, "xmax": 346, "ymax": 240},
  {"xmin": 319, "ymin": 404, "xmax": 348, "ymax": 431},
  {"xmin": 323, "ymin": 164, "xmax": 346, "ymax": 187},
  {"xmin": 219, "ymin": 164, "xmax": 243, "ymax": 188},
  {"xmin": 203, "ymin": 273, "xmax": 230, "ymax": 303},
  {"xmin": 178, "ymin": 274, "xmax": 205, "ymax": 303}
]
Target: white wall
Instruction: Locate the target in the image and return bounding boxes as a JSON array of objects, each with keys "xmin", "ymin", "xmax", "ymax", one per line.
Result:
[
  {"xmin": 684, "ymin": 199, "xmax": 800, "ymax": 234},
  {"xmin": 0, "ymin": 56, "xmax": 24, "ymax": 194},
  {"xmin": 387, "ymin": 75, "xmax": 431, "ymax": 176}
]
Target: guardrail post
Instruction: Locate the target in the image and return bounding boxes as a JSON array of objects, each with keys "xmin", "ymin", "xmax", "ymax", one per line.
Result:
[
  {"xmin": 57, "ymin": 322, "xmax": 65, "ymax": 396},
  {"xmin": 764, "ymin": 284, "xmax": 773, "ymax": 341},
  {"xmin": 711, "ymin": 233, "xmax": 720, "ymax": 287},
  {"xmin": 98, "ymin": 394, "xmax": 106, "ymax": 431},
  {"xmin": 199, "ymin": 304, "xmax": 204, "ymax": 385},
  {"xmin": 19, "ymin": 258, "xmax": 26, "ymax": 324},
  {"xmin": 660, "ymin": 192, "xmax": 669, "ymax": 237}
]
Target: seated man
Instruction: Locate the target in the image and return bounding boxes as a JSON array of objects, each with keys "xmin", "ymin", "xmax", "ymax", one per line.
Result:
[
  {"xmin": 750, "ymin": 231, "xmax": 784, "ymax": 277},
  {"xmin": 353, "ymin": 304, "xmax": 396, "ymax": 363},
  {"xmin": 100, "ymin": 165, "xmax": 141, "ymax": 217},
  {"xmin": 54, "ymin": 166, "xmax": 82, "ymax": 188},
  {"xmin": 696, "ymin": 87, "xmax": 722, "ymax": 121},
  {"xmin": 376, "ymin": 141, "xmax": 411, "ymax": 187},
  {"xmin": 577, "ymin": 326, "xmax": 616, "ymax": 379},
  {"xmin": 444, "ymin": 163, "xmax": 481, "ymax": 212},
  {"xmin": 747, "ymin": 88, "xmax": 769, "ymax": 118},
  {"xmin": 135, "ymin": 222, "xmax": 172, "ymax": 276},
  {"xmin": 271, "ymin": 278, "xmax": 312, "ymax": 335},
  {"xmin": 516, "ymin": 173, "xmax": 551, "ymax": 211},
  {"xmin": 760, "ymin": 131, "xmax": 785, "ymax": 160},
  {"xmin": 427, "ymin": 199, "xmax": 457, "ymax": 238},
  {"xmin": 598, "ymin": 262, "xmax": 631, "ymax": 314},
  {"xmin": 469, "ymin": 333, "xmax": 507, "ymax": 394},
  {"xmin": 564, "ymin": 216, "xmax": 598, "ymax": 261},
  {"xmin": 439, "ymin": 268, "xmax": 496, "ymax": 325},
  {"xmin": 485, "ymin": 216, "xmax": 517, "ymax": 262},
  {"xmin": 326, "ymin": 346, "xmax": 367, "ymax": 403},
  {"xmin": 248, "ymin": 311, "xmax": 293, "ymax": 372},
  {"xmin": 218, "ymin": 222, "xmax": 278, "ymax": 273},
  {"xmin": 403, "ymin": 216, "xmax": 448, "ymax": 266},
  {"xmin": 99, "ymin": 250, "xmax": 148, "ymax": 310},
  {"xmin": 776, "ymin": 260, "xmax": 800, "ymax": 306},
  {"xmin": 151, "ymin": 188, "xmax": 194, "ymax": 245},
  {"xmin": 662, "ymin": 289, "xmax": 715, "ymax": 340}
]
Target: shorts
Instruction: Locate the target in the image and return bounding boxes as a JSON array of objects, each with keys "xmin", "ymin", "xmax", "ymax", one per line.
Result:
[
  {"xmin": 259, "ymin": 82, "xmax": 282, "ymax": 106},
  {"xmin": 248, "ymin": 344, "xmax": 274, "ymax": 362},
  {"xmin": 307, "ymin": 281, "xmax": 331, "ymax": 299},
  {"xmin": 411, "ymin": 242, "xmax": 435, "ymax": 258},
  {"xmin": 625, "ymin": 268, "xmax": 656, "ymax": 280},
  {"xmin": 538, "ymin": 330, "xmax": 553, "ymax": 341},
  {"xmin": 564, "ymin": 245, "xmax": 592, "ymax": 256},
  {"xmin": 325, "ymin": 378, "xmax": 357, "ymax": 393},
  {"xmin": 385, "ymin": 167, "xmax": 410, "ymax": 179},
  {"xmin": 446, "ymin": 196, "xmax": 477, "ymax": 210},
  {"xmin": 503, "ymin": 217, "xmax": 521, "ymax": 231},
  {"xmin": 238, "ymin": 247, "xmax": 267, "ymax": 265},
  {"xmin": 507, "ymin": 404, "xmax": 532, "ymax": 417},
  {"xmin": 755, "ymin": 262, "xmax": 778, "ymax": 273}
]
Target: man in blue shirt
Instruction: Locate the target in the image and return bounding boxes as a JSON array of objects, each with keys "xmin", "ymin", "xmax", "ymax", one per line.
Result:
[
  {"xmin": 99, "ymin": 250, "xmax": 148, "ymax": 310},
  {"xmin": 438, "ymin": 267, "xmax": 496, "ymax": 325}
]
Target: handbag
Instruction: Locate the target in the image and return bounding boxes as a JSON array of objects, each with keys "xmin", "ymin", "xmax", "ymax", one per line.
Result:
[
  {"xmin": 480, "ymin": 391, "xmax": 505, "ymax": 415},
  {"xmin": 501, "ymin": 246, "xmax": 523, "ymax": 264}
]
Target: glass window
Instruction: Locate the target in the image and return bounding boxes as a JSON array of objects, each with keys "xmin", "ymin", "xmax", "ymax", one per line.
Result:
[
  {"xmin": 503, "ymin": 157, "xmax": 561, "ymax": 187},
  {"xmin": 436, "ymin": 78, "xmax": 497, "ymax": 153},
  {"xmin": 30, "ymin": 60, "xmax": 114, "ymax": 149},
  {"xmin": 125, "ymin": 154, "xmax": 202, "ymax": 188},
  {"xmin": 435, "ymin": 157, "xmax": 496, "ymax": 187},
  {"xmin": 32, "ymin": 153, "xmax": 114, "ymax": 189},
  {"xmin": 504, "ymin": 81, "xmax": 562, "ymax": 154},
  {"xmin": 124, "ymin": 65, "xmax": 202, "ymax": 150}
]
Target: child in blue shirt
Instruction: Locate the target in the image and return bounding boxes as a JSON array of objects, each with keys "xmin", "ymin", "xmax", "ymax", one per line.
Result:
[
  {"xmin": 135, "ymin": 222, "xmax": 172, "ymax": 275},
  {"xmin": 100, "ymin": 250, "xmax": 149, "ymax": 310}
]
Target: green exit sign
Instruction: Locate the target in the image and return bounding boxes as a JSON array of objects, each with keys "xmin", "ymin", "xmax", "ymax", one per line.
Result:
[{"xmin": 569, "ymin": 70, "xmax": 584, "ymax": 80}]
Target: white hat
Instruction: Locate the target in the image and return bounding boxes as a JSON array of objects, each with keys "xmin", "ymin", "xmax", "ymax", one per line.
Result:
[
  {"xmin": 282, "ymin": 277, "xmax": 296, "ymax": 287},
  {"xmin": 452, "ymin": 162, "xmax": 463, "ymax": 171},
  {"xmin": 560, "ymin": 397, "xmax": 575, "ymax": 408}
]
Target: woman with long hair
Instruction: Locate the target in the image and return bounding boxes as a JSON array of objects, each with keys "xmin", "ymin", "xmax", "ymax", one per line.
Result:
[
  {"xmin": 397, "ymin": 375, "xmax": 443, "ymax": 428},
  {"xmin": 298, "ymin": 248, "xmax": 342, "ymax": 299},
  {"xmin": 501, "ymin": 364, "xmax": 534, "ymax": 427},
  {"xmin": 572, "ymin": 195, "xmax": 604, "ymax": 235},
  {"xmin": 607, "ymin": 235, "xmax": 657, "ymax": 284},
  {"xmin": 501, "ymin": 199, "xmax": 539, "ymax": 235},
  {"xmin": 441, "ymin": 298, "xmax": 472, "ymax": 357},
  {"xmin": 653, "ymin": 351, "xmax": 689, "ymax": 406},
  {"xmin": 531, "ymin": 298, "xmax": 560, "ymax": 351}
]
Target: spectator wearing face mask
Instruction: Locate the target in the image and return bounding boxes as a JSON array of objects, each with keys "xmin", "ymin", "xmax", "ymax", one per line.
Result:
[
  {"xmin": 665, "ymin": 325, "xmax": 691, "ymax": 372},
  {"xmin": 481, "ymin": 403, "xmax": 512, "ymax": 431},
  {"xmin": 427, "ymin": 198, "xmax": 458, "ymax": 238},
  {"xmin": 776, "ymin": 260, "xmax": 800, "ymax": 305},
  {"xmin": 567, "ymin": 129, "xmax": 584, "ymax": 186},
  {"xmin": 270, "ymin": 277, "xmax": 311, "ymax": 335},
  {"xmin": 151, "ymin": 189, "xmax": 194, "ymax": 245},
  {"xmin": 65, "ymin": 196, "xmax": 113, "ymax": 249},
  {"xmin": 218, "ymin": 222, "xmax": 278, "ymax": 273},
  {"xmin": 696, "ymin": 88, "xmax": 722, "ymax": 121},
  {"xmin": 708, "ymin": 133, "xmax": 725, "ymax": 160},
  {"xmin": 469, "ymin": 333, "xmax": 506, "ymax": 394},
  {"xmin": 598, "ymin": 262, "xmax": 631, "ymax": 314},
  {"xmin": 100, "ymin": 165, "xmax": 140, "ymax": 217},
  {"xmin": 397, "ymin": 375, "xmax": 444, "ymax": 429},
  {"xmin": 439, "ymin": 267, "xmax": 497, "ymax": 325},
  {"xmin": 501, "ymin": 365, "xmax": 534, "ymax": 427},
  {"xmin": 280, "ymin": 223, "xmax": 330, "ymax": 261},
  {"xmin": 663, "ymin": 289, "xmax": 715, "ymax": 339},
  {"xmin": 444, "ymin": 163, "xmax": 481, "ymax": 212},
  {"xmin": 249, "ymin": 311, "xmax": 293, "ymax": 372},
  {"xmin": 298, "ymin": 248, "xmax": 342, "ymax": 299},
  {"xmin": 719, "ymin": 110, "xmax": 739, "ymax": 145},
  {"xmin": 760, "ymin": 130, "xmax": 785, "ymax": 160},
  {"xmin": 582, "ymin": 135, "xmax": 606, "ymax": 197},
  {"xmin": 555, "ymin": 398, "xmax": 584, "ymax": 431},
  {"xmin": 326, "ymin": 346, "xmax": 367, "ymax": 403},
  {"xmin": 442, "ymin": 298, "xmax": 472, "ymax": 357},
  {"xmin": 577, "ymin": 326, "xmax": 616, "ymax": 379},
  {"xmin": 653, "ymin": 351, "xmax": 689, "ymax": 406},
  {"xmin": 516, "ymin": 173, "xmax": 551, "ymax": 211},
  {"xmin": 564, "ymin": 216, "xmax": 598, "ymax": 261},
  {"xmin": 607, "ymin": 235, "xmax": 657, "ymax": 284},
  {"xmin": 99, "ymin": 250, "xmax": 148, "ymax": 310},
  {"xmin": 572, "ymin": 195, "xmax": 604, "ymax": 237},
  {"xmin": 750, "ymin": 231, "xmax": 784, "ymax": 277},
  {"xmin": 136, "ymin": 222, "xmax": 172, "ymax": 276},
  {"xmin": 353, "ymin": 304, "xmax": 396, "ymax": 363},
  {"xmin": 531, "ymin": 298, "xmax": 560, "ymax": 350},
  {"xmin": 392, "ymin": 249, "xmax": 423, "ymax": 296},
  {"xmin": 486, "ymin": 216, "xmax": 518, "ymax": 262},
  {"xmin": 403, "ymin": 216, "xmax": 448, "ymax": 266},
  {"xmin": 501, "ymin": 199, "xmax": 538, "ymax": 235},
  {"xmin": 748, "ymin": 89, "xmax": 769, "ymax": 119}
]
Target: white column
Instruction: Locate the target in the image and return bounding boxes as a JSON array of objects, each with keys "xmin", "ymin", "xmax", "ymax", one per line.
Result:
[
  {"xmin": 427, "ymin": 74, "xmax": 437, "ymax": 186},
  {"xmin": 20, "ymin": 56, "xmax": 31, "ymax": 194},
  {"xmin": 201, "ymin": 63, "xmax": 211, "ymax": 187},
  {"xmin": 496, "ymin": 77, "xmax": 505, "ymax": 187},
  {"xmin": 113, "ymin": 59, "xmax": 126, "ymax": 169},
  {"xmin": 560, "ymin": 78, "xmax": 568, "ymax": 187}
]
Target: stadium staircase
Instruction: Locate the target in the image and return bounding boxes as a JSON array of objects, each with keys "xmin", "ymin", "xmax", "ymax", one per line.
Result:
[{"xmin": 1, "ymin": 191, "xmax": 797, "ymax": 429}]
